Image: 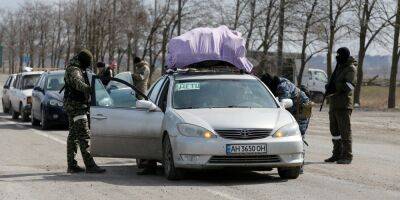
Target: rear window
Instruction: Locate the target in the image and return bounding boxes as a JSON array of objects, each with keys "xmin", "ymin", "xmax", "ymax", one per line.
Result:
[
  {"xmin": 46, "ymin": 74, "xmax": 65, "ymax": 91},
  {"xmin": 22, "ymin": 74, "xmax": 41, "ymax": 89}
]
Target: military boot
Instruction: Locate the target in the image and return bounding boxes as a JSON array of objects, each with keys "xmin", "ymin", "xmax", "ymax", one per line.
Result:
[
  {"xmin": 86, "ymin": 164, "xmax": 106, "ymax": 173},
  {"xmin": 84, "ymin": 157, "xmax": 106, "ymax": 173},
  {"xmin": 325, "ymin": 139, "xmax": 342, "ymax": 162},
  {"xmin": 67, "ymin": 165, "xmax": 85, "ymax": 173},
  {"xmin": 337, "ymin": 140, "xmax": 352, "ymax": 164}
]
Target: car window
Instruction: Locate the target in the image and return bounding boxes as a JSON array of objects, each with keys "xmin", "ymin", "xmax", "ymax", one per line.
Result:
[
  {"xmin": 13, "ymin": 75, "xmax": 20, "ymax": 88},
  {"xmin": 94, "ymin": 78, "xmax": 137, "ymax": 108},
  {"xmin": 158, "ymin": 79, "xmax": 170, "ymax": 112},
  {"xmin": 107, "ymin": 72, "xmax": 132, "ymax": 90},
  {"xmin": 115, "ymin": 72, "xmax": 133, "ymax": 85},
  {"xmin": 35, "ymin": 75, "xmax": 45, "ymax": 88},
  {"xmin": 314, "ymin": 71, "xmax": 327, "ymax": 83},
  {"xmin": 21, "ymin": 74, "xmax": 41, "ymax": 89},
  {"xmin": 39, "ymin": 75, "xmax": 46, "ymax": 89},
  {"xmin": 3, "ymin": 76, "xmax": 11, "ymax": 88},
  {"xmin": 46, "ymin": 74, "xmax": 65, "ymax": 91},
  {"xmin": 173, "ymin": 79, "xmax": 278, "ymax": 109},
  {"xmin": 148, "ymin": 77, "xmax": 165, "ymax": 102}
]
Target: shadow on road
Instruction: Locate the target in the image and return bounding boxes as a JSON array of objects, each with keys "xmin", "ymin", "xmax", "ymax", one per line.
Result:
[{"xmin": 0, "ymin": 165, "xmax": 287, "ymax": 186}]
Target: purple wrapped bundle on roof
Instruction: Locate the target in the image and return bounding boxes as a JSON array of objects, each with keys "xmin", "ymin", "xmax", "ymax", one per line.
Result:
[{"xmin": 167, "ymin": 25, "xmax": 253, "ymax": 73}]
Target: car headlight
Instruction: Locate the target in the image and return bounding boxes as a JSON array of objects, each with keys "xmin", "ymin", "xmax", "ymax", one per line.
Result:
[
  {"xmin": 273, "ymin": 123, "xmax": 301, "ymax": 138},
  {"xmin": 177, "ymin": 123, "xmax": 216, "ymax": 139},
  {"xmin": 49, "ymin": 99, "xmax": 63, "ymax": 107}
]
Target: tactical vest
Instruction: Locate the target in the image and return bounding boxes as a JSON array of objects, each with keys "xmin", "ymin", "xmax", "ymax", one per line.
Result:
[{"xmin": 64, "ymin": 70, "xmax": 90, "ymax": 103}]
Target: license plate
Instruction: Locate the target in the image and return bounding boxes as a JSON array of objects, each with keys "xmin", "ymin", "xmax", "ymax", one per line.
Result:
[{"xmin": 226, "ymin": 144, "xmax": 267, "ymax": 155}]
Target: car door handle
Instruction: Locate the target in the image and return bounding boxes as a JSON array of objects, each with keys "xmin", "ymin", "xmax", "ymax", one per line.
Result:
[{"xmin": 92, "ymin": 114, "xmax": 107, "ymax": 120}]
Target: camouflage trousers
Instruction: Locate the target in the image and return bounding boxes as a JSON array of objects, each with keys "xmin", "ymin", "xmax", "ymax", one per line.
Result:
[{"xmin": 67, "ymin": 113, "xmax": 95, "ymax": 168}]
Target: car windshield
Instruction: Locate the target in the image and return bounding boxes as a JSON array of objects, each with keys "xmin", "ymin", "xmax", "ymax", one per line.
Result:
[
  {"xmin": 173, "ymin": 79, "xmax": 278, "ymax": 109},
  {"xmin": 22, "ymin": 74, "xmax": 41, "ymax": 89},
  {"xmin": 46, "ymin": 74, "xmax": 65, "ymax": 91}
]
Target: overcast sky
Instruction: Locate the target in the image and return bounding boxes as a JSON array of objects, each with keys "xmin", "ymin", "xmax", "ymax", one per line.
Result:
[{"xmin": 0, "ymin": 0, "xmax": 394, "ymax": 56}]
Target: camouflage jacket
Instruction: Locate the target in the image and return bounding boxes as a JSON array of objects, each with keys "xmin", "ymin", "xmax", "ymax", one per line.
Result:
[
  {"xmin": 63, "ymin": 57, "xmax": 91, "ymax": 116},
  {"xmin": 328, "ymin": 57, "xmax": 357, "ymax": 110},
  {"xmin": 133, "ymin": 61, "xmax": 150, "ymax": 95},
  {"xmin": 275, "ymin": 77, "xmax": 310, "ymax": 116}
]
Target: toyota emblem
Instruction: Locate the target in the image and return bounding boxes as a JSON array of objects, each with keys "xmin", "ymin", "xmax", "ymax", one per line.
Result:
[{"xmin": 240, "ymin": 129, "xmax": 250, "ymax": 137}]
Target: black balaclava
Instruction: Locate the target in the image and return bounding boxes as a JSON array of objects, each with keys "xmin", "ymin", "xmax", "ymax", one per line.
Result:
[
  {"xmin": 261, "ymin": 73, "xmax": 279, "ymax": 95},
  {"xmin": 336, "ymin": 47, "xmax": 350, "ymax": 65},
  {"xmin": 96, "ymin": 62, "xmax": 105, "ymax": 69},
  {"xmin": 134, "ymin": 56, "xmax": 142, "ymax": 64},
  {"xmin": 77, "ymin": 49, "xmax": 93, "ymax": 69}
]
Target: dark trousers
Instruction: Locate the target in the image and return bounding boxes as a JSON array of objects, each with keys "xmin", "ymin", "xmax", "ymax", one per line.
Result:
[{"xmin": 329, "ymin": 109, "xmax": 353, "ymax": 160}]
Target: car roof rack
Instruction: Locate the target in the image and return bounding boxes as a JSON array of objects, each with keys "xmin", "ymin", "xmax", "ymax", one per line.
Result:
[{"xmin": 170, "ymin": 60, "xmax": 246, "ymax": 75}]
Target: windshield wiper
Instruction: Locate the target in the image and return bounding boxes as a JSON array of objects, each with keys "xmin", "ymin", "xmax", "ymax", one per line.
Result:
[
  {"xmin": 177, "ymin": 106, "xmax": 195, "ymax": 109},
  {"xmin": 208, "ymin": 105, "xmax": 252, "ymax": 108},
  {"xmin": 227, "ymin": 105, "xmax": 252, "ymax": 108}
]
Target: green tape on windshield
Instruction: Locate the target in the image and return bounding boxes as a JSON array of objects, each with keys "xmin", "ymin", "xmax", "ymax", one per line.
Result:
[{"xmin": 175, "ymin": 82, "xmax": 200, "ymax": 91}]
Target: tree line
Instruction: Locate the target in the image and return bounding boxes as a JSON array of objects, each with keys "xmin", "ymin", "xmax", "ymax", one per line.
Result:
[{"xmin": 0, "ymin": 0, "xmax": 398, "ymax": 108}]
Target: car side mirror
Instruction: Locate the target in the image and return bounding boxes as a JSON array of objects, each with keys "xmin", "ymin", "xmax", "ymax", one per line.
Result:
[
  {"xmin": 136, "ymin": 100, "xmax": 158, "ymax": 111},
  {"xmin": 34, "ymin": 86, "xmax": 44, "ymax": 93},
  {"xmin": 280, "ymin": 99, "xmax": 293, "ymax": 109}
]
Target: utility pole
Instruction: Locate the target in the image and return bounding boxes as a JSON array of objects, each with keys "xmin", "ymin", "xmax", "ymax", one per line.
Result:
[{"xmin": 177, "ymin": 0, "xmax": 182, "ymax": 35}]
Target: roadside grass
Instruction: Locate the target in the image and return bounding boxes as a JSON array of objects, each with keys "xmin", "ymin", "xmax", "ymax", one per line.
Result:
[{"xmin": 360, "ymin": 86, "xmax": 400, "ymax": 109}]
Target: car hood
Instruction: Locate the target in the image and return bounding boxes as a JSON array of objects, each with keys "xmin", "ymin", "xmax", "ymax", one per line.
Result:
[
  {"xmin": 174, "ymin": 108, "xmax": 294, "ymax": 131},
  {"xmin": 46, "ymin": 91, "xmax": 64, "ymax": 101}
]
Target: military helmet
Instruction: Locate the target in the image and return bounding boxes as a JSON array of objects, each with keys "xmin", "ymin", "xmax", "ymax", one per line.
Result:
[{"xmin": 77, "ymin": 49, "xmax": 93, "ymax": 68}]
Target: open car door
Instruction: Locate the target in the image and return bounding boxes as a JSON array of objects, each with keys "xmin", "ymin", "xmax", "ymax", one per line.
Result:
[{"xmin": 89, "ymin": 76, "xmax": 164, "ymax": 160}]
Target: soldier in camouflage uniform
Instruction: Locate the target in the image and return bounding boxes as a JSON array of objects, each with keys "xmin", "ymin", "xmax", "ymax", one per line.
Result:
[
  {"xmin": 132, "ymin": 57, "xmax": 150, "ymax": 99},
  {"xmin": 64, "ymin": 49, "xmax": 106, "ymax": 173},
  {"xmin": 261, "ymin": 74, "xmax": 311, "ymax": 136},
  {"xmin": 324, "ymin": 47, "xmax": 356, "ymax": 164}
]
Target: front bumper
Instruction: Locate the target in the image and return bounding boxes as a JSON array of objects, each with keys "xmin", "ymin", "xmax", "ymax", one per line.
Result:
[
  {"xmin": 171, "ymin": 135, "xmax": 304, "ymax": 169},
  {"xmin": 44, "ymin": 106, "xmax": 68, "ymax": 125}
]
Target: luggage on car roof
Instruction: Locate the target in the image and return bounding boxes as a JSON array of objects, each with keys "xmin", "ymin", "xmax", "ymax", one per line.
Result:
[{"xmin": 167, "ymin": 25, "xmax": 253, "ymax": 73}]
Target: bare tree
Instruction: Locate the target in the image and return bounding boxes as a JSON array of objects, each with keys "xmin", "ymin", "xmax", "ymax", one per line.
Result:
[
  {"xmin": 352, "ymin": 0, "xmax": 395, "ymax": 105},
  {"xmin": 326, "ymin": 0, "xmax": 352, "ymax": 78},
  {"xmin": 388, "ymin": 0, "xmax": 400, "ymax": 108}
]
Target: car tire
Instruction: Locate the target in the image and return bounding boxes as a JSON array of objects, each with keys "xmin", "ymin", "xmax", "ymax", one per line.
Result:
[
  {"xmin": 41, "ymin": 108, "xmax": 49, "ymax": 130},
  {"xmin": 162, "ymin": 135, "xmax": 183, "ymax": 180},
  {"xmin": 31, "ymin": 111, "xmax": 40, "ymax": 126},
  {"xmin": 278, "ymin": 167, "xmax": 301, "ymax": 179},
  {"xmin": 11, "ymin": 107, "xmax": 19, "ymax": 119},
  {"xmin": 20, "ymin": 104, "xmax": 29, "ymax": 122},
  {"xmin": 136, "ymin": 159, "xmax": 157, "ymax": 169},
  {"xmin": 2, "ymin": 100, "xmax": 9, "ymax": 113}
]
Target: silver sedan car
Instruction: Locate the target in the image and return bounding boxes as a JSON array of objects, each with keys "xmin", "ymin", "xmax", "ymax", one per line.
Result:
[{"xmin": 89, "ymin": 72, "xmax": 303, "ymax": 180}]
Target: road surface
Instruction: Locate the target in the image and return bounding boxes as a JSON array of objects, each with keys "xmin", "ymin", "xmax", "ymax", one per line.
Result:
[{"xmin": 0, "ymin": 74, "xmax": 399, "ymax": 200}]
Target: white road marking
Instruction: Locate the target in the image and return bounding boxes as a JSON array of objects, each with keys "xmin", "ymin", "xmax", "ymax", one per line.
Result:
[
  {"xmin": 204, "ymin": 188, "xmax": 243, "ymax": 200},
  {"xmin": 1, "ymin": 118, "xmax": 67, "ymax": 145}
]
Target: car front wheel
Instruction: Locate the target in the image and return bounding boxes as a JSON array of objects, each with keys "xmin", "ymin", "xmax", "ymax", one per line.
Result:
[
  {"xmin": 278, "ymin": 166, "xmax": 301, "ymax": 179},
  {"xmin": 31, "ymin": 111, "xmax": 40, "ymax": 126},
  {"xmin": 162, "ymin": 135, "xmax": 183, "ymax": 180}
]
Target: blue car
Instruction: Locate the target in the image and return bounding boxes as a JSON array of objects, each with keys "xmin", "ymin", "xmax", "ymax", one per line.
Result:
[{"xmin": 31, "ymin": 70, "xmax": 68, "ymax": 129}]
